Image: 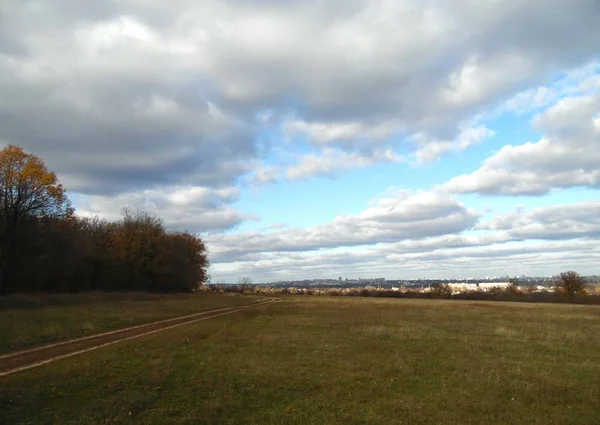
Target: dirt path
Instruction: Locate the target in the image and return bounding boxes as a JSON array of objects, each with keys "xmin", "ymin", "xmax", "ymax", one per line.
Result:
[{"xmin": 0, "ymin": 298, "xmax": 278, "ymax": 378}]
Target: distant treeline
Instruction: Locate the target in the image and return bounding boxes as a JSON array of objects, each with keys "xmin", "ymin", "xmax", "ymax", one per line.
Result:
[
  {"xmin": 0, "ymin": 144, "xmax": 209, "ymax": 294},
  {"xmin": 203, "ymin": 279, "xmax": 600, "ymax": 305}
]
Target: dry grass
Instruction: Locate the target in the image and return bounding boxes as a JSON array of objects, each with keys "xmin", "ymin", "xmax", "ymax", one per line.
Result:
[
  {"xmin": 0, "ymin": 292, "xmax": 262, "ymax": 354},
  {"xmin": 1, "ymin": 296, "xmax": 600, "ymax": 424}
]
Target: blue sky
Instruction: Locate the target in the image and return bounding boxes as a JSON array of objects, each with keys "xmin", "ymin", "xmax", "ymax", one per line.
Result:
[{"xmin": 1, "ymin": 0, "xmax": 599, "ymax": 282}]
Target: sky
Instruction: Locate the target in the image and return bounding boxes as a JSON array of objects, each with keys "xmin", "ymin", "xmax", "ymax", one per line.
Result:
[{"xmin": 1, "ymin": 0, "xmax": 599, "ymax": 283}]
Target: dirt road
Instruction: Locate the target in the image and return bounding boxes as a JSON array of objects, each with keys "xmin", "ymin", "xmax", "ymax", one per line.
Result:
[{"xmin": 0, "ymin": 298, "xmax": 278, "ymax": 378}]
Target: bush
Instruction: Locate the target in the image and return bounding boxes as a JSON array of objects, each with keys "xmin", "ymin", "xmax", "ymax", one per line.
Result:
[
  {"xmin": 506, "ymin": 281, "xmax": 522, "ymax": 296},
  {"xmin": 430, "ymin": 284, "xmax": 452, "ymax": 299}
]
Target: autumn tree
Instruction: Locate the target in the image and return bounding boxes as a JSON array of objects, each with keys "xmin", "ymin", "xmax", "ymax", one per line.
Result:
[
  {"xmin": 0, "ymin": 144, "xmax": 72, "ymax": 222},
  {"xmin": 0, "ymin": 145, "xmax": 210, "ymax": 294},
  {"xmin": 164, "ymin": 231, "xmax": 209, "ymax": 292},
  {"xmin": 0, "ymin": 145, "xmax": 73, "ymax": 293}
]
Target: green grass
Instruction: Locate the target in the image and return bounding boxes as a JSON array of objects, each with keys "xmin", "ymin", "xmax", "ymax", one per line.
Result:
[
  {"xmin": 0, "ymin": 292, "xmax": 262, "ymax": 354},
  {"xmin": 2, "ymin": 296, "xmax": 600, "ymax": 424}
]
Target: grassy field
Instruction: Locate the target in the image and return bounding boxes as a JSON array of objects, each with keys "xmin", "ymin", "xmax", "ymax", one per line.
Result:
[
  {"xmin": 0, "ymin": 292, "xmax": 261, "ymax": 354},
  {"xmin": 1, "ymin": 296, "xmax": 600, "ymax": 424}
]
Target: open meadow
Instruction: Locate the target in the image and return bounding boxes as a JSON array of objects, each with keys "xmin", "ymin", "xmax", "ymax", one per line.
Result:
[
  {"xmin": 0, "ymin": 292, "xmax": 261, "ymax": 354},
  {"xmin": 1, "ymin": 296, "xmax": 600, "ymax": 424}
]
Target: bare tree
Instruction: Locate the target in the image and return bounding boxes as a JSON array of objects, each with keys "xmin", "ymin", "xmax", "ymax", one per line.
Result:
[
  {"xmin": 238, "ymin": 276, "xmax": 252, "ymax": 293},
  {"xmin": 554, "ymin": 271, "xmax": 587, "ymax": 297}
]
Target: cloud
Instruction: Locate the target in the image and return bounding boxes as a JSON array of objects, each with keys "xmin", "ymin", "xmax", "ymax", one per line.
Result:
[
  {"xmin": 284, "ymin": 119, "xmax": 400, "ymax": 145},
  {"xmin": 209, "ymin": 200, "xmax": 600, "ymax": 281},
  {"xmin": 3, "ymin": 0, "xmax": 600, "ymax": 275},
  {"xmin": 498, "ymin": 61, "xmax": 600, "ymax": 116},
  {"xmin": 210, "ymin": 238, "xmax": 600, "ymax": 282},
  {"xmin": 2, "ymin": 0, "xmax": 600, "ymax": 198},
  {"xmin": 0, "ymin": 4, "xmax": 262, "ymax": 198},
  {"xmin": 444, "ymin": 92, "xmax": 600, "ymax": 195},
  {"xmin": 476, "ymin": 200, "xmax": 600, "ymax": 241},
  {"xmin": 413, "ymin": 124, "xmax": 495, "ymax": 164},
  {"xmin": 207, "ymin": 190, "xmax": 479, "ymax": 262},
  {"xmin": 285, "ymin": 148, "xmax": 403, "ymax": 180},
  {"xmin": 251, "ymin": 165, "xmax": 279, "ymax": 185},
  {"xmin": 77, "ymin": 185, "xmax": 251, "ymax": 232}
]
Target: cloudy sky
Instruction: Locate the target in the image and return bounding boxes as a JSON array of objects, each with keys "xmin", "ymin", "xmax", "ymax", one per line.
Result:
[{"xmin": 1, "ymin": 0, "xmax": 599, "ymax": 282}]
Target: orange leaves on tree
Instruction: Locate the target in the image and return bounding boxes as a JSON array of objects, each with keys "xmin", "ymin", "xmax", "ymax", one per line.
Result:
[{"xmin": 0, "ymin": 144, "xmax": 72, "ymax": 221}]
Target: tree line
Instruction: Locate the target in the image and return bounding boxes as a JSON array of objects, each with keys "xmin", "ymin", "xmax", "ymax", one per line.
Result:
[{"xmin": 0, "ymin": 144, "xmax": 209, "ymax": 294}]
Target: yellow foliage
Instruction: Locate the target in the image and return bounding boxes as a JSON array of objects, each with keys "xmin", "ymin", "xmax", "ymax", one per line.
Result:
[{"xmin": 0, "ymin": 144, "xmax": 71, "ymax": 221}]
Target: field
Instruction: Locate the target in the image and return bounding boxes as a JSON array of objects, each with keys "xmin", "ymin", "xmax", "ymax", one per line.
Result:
[
  {"xmin": 0, "ymin": 292, "xmax": 260, "ymax": 354},
  {"xmin": 1, "ymin": 296, "xmax": 600, "ymax": 424}
]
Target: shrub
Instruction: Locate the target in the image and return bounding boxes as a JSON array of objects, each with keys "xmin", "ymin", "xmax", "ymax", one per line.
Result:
[
  {"xmin": 506, "ymin": 281, "xmax": 521, "ymax": 295},
  {"xmin": 430, "ymin": 283, "xmax": 452, "ymax": 299},
  {"xmin": 360, "ymin": 288, "xmax": 372, "ymax": 297}
]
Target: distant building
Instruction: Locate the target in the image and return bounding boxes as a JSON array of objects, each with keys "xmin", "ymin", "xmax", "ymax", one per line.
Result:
[{"xmin": 478, "ymin": 282, "xmax": 511, "ymax": 290}]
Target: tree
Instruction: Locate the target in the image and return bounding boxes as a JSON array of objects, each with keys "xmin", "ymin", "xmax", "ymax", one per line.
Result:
[
  {"xmin": 238, "ymin": 276, "xmax": 252, "ymax": 293},
  {"xmin": 554, "ymin": 271, "xmax": 587, "ymax": 297},
  {"xmin": 0, "ymin": 145, "xmax": 73, "ymax": 293},
  {"xmin": 506, "ymin": 279, "xmax": 522, "ymax": 296},
  {"xmin": 0, "ymin": 145, "xmax": 211, "ymax": 295},
  {"xmin": 0, "ymin": 144, "xmax": 72, "ymax": 222},
  {"xmin": 430, "ymin": 283, "xmax": 452, "ymax": 298}
]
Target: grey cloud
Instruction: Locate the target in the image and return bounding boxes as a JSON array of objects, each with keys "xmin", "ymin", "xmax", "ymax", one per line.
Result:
[
  {"xmin": 1, "ymin": 2, "xmax": 263, "ymax": 198},
  {"xmin": 2, "ymin": 0, "xmax": 600, "ymax": 242},
  {"xmin": 78, "ymin": 185, "xmax": 249, "ymax": 232},
  {"xmin": 0, "ymin": 32, "xmax": 27, "ymax": 57},
  {"xmin": 477, "ymin": 201, "xmax": 600, "ymax": 241},
  {"xmin": 3, "ymin": 0, "xmax": 599, "ymax": 198},
  {"xmin": 199, "ymin": 0, "xmax": 600, "ymax": 141}
]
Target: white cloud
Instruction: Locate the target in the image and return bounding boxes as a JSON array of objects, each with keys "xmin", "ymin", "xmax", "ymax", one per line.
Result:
[
  {"xmin": 251, "ymin": 165, "xmax": 279, "ymax": 185},
  {"xmin": 207, "ymin": 190, "xmax": 479, "ymax": 262},
  {"xmin": 285, "ymin": 148, "xmax": 404, "ymax": 180},
  {"xmin": 413, "ymin": 124, "xmax": 495, "ymax": 164},
  {"xmin": 499, "ymin": 61, "xmax": 600, "ymax": 116},
  {"xmin": 284, "ymin": 119, "xmax": 400, "ymax": 145},
  {"xmin": 210, "ymin": 237, "xmax": 600, "ymax": 282},
  {"xmin": 445, "ymin": 92, "xmax": 600, "ymax": 195},
  {"xmin": 440, "ymin": 53, "xmax": 533, "ymax": 108},
  {"xmin": 209, "ymin": 200, "xmax": 600, "ymax": 281}
]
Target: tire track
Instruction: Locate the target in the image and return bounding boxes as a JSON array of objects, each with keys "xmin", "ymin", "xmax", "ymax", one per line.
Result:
[{"xmin": 0, "ymin": 298, "xmax": 278, "ymax": 378}]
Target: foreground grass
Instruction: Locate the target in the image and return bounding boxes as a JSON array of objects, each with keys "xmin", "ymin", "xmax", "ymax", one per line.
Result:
[
  {"xmin": 0, "ymin": 292, "xmax": 261, "ymax": 354},
  {"xmin": 2, "ymin": 297, "xmax": 600, "ymax": 424}
]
